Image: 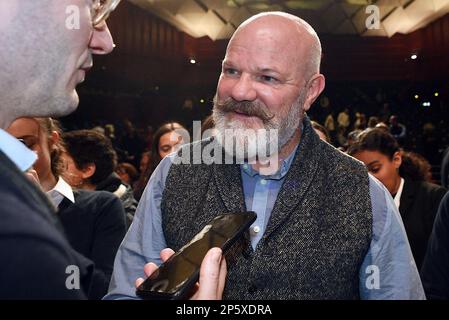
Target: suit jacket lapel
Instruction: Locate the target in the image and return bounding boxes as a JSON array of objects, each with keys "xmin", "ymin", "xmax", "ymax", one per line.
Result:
[
  {"xmin": 213, "ymin": 162, "xmax": 247, "ymax": 213},
  {"xmin": 263, "ymin": 118, "xmax": 321, "ymax": 240},
  {"xmin": 399, "ymin": 179, "xmax": 417, "ymax": 220},
  {"xmin": 212, "ymin": 155, "xmax": 251, "ymax": 256}
]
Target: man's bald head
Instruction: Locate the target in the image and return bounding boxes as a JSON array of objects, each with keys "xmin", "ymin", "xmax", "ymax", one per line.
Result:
[{"xmin": 228, "ymin": 11, "xmax": 322, "ymax": 80}]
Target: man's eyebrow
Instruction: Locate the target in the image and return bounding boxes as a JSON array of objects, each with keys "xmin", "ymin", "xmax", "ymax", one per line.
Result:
[
  {"xmin": 222, "ymin": 61, "xmax": 235, "ymax": 67},
  {"xmin": 256, "ymin": 67, "xmax": 281, "ymax": 75}
]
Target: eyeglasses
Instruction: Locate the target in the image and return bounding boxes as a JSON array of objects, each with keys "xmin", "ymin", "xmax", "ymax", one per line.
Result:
[{"xmin": 92, "ymin": 0, "xmax": 122, "ymax": 27}]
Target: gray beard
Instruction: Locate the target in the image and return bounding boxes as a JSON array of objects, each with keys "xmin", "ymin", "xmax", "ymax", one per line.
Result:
[{"xmin": 212, "ymin": 91, "xmax": 306, "ymax": 162}]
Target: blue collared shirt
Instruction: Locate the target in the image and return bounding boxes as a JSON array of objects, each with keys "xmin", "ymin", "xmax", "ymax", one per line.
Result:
[
  {"xmin": 0, "ymin": 129, "xmax": 37, "ymax": 171},
  {"xmin": 105, "ymin": 146, "xmax": 425, "ymax": 300},
  {"xmin": 241, "ymin": 146, "xmax": 298, "ymax": 249}
]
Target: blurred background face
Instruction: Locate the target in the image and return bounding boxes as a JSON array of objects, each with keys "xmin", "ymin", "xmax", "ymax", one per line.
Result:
[
  {"xmin": 139, "ymin": 152, "xmax": 151, "ymax": 173},
  {"xmin": 352, "ymin": 150, "xmax": 402, "ymax": 194},
  {"xmin": 61, "ymin": 152, "xmax": 85, "ymax": 187},
  {"xmin": 0, "ymin": 0, "xmax": 114, "ymax": 126},
  {"xmin": 7, "ymin": 118, "xmax": 53, "ymax": 181},
  {"xmin": 158, "ymin": 131, "xmax": 182, "ymax": 158},
  {"xmin": 116, "ymin": 169, "xmax": 130, "ymax": 185}
]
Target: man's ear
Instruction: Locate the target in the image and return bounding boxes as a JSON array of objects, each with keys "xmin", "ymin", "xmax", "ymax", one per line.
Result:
[
  {"xmin": 81, "ymin": 163, "xmax": 96, "ymax": 179},
  {"xmin": 303, "ymin": 74, "xmax": 326, "ymax": 112}
]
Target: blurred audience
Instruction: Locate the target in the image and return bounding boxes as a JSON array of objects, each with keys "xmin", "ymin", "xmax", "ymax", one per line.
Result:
[
  {"xmin": 337, "ymin": 108, "xmax": 351, "ymax": 135},
  {"xmin": 346, "ymin": 130, "xmax": 363, "ymax": 150},
  {"xmin": 375, "ymin": 122, "xmax": 389, "ymax": 132},
  {"xmin": 116, "ymin": 162, "xmax": 139, "ymax": 186},
  {"xmin": 354, "ymin": 112, "xmax": 367, "ymax": 130},
  {"xmin": 367, "ymin": 116, "xmax": 380, "ymax": 129},
  {"xmin": 389, "ymin": 115, "xmax": 407, "ymax": 145}
]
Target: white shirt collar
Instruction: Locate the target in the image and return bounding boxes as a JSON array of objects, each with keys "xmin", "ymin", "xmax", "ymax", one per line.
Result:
[
  {"xmin": 47, "ymin": 177, "xmax": 75, "ymax": 207},
  {"xmin": 0, "ymin": 129, "xmax": 37, "ymax": 171},
  {"xmin": 393, "ymin": 178, "xmax": 405, "ymax": 209}
]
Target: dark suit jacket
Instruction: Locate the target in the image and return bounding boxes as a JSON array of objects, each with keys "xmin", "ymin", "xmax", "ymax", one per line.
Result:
[
  {"xmin": 0, "ymin": 150, "xmax": 92, "ymax": 299},
  {"xmin": 58, "ymin": 190, "xmax": 126, "ymax": 299},
  {"xmin": 421, "ymin": 193, "xmax": 449, "ymax": 299},
  {"xmin": 399, "ymin": 178, "xmax": 447, "ymax": 269}
]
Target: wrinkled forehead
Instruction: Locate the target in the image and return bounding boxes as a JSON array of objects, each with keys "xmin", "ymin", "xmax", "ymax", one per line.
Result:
[{"xmin": 224, "ymin": 24, "xmax": 307, "ymax": 76}]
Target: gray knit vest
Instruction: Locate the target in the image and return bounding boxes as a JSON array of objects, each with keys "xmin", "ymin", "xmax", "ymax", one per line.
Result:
[{"xmin": 161, "ymin": 117, "xmax": 372, "ymax": 300}]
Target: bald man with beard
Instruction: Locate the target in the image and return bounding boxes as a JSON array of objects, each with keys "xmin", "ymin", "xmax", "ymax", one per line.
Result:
[{"xmin": 107, "ymin": 12, "xmax": 424, "ymax": 300}]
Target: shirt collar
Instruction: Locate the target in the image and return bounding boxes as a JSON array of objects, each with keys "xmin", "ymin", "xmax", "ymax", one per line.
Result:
[
  {"xmin": 47, "ymin": 177, "xmax": 75, "ymax": 205},
  {"xmin": 393, "ymin": 178, "xmax": 405, "ymax": 209},
  {"xmin": 241, "ymin": 142, "xmax": 299, "ymax": 180},
  {"xmin": 0, "ymin": 129, "xmax": 37, "ymax": 171}
]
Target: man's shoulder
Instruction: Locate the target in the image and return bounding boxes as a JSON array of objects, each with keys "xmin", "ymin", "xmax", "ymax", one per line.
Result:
[{"xmin": 319, "ymin": 140, "xmax": 367, "ymax": 174}]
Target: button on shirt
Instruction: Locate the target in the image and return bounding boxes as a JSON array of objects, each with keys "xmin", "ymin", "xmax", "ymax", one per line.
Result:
[
  {"xmin": 105, "ymin": 147, "xmax": 425, "ymax": 300},
  {"xmin": 241, "ymin": 148, "xmax": 297, "ymax": 250}
]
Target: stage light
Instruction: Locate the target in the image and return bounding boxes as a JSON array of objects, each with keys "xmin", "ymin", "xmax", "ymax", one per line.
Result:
[
  {"xmin": 200, "ymin": 99, "xmax": 205, "ymax": 103},
  {"xmin": 414, "ymin": 94, "xmax": 419, "ymax": 99},
  {"xmin": 411, "ymin": 54, "xmax": 418, "ymax": 60},
  {"xmin": 190, "ymin": 58, "xmax": 196, "ymax": 64},
  {"xmin": 434, "ymin": 92, "xmax": 439, "ymax": 97}
]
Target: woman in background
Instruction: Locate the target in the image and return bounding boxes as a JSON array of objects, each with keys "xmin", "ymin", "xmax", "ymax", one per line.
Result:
[
  {"xmin": 348, "ymin": 128, "xmax": 447, "ymax": 269},
  {"xmin": 133, "ymin": 122, "xmax": 185, "ymax": 201}
]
